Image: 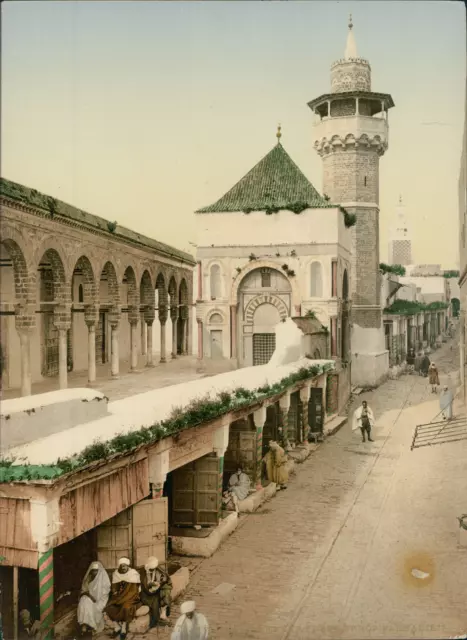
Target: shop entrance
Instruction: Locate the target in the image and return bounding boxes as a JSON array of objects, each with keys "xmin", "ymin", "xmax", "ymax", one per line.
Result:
[{"xmin": 170, "ymin": 454, "xmax": 220, "ymax": 528}]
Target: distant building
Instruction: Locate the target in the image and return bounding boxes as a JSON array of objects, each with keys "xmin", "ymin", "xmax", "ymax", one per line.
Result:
[{"xmin": 388, "ymin": 196, "xmax": 412, "ymax": 266}]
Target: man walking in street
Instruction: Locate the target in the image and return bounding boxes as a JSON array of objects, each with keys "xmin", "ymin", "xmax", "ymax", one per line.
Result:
[
  {"xmin": 171, "ymin": 601, "xmax": 209, "ymax": 640},
  {"xmin": 352, "ymin": 400, "xmax": 375, "ymax": 442}
]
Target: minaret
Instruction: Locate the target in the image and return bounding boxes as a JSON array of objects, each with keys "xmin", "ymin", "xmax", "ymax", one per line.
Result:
[
  {"xmin": 307, "ymin": 16, "xmax": 395, "ymax": 387},
  {"xmin": 389, "ymin": 196, "xmax": 412, "ymax": 266}
]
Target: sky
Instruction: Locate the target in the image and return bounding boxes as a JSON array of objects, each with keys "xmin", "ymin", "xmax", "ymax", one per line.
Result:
[{"xmin": 2, "ymin": 1, "xmax": 465, "ymax": 268}]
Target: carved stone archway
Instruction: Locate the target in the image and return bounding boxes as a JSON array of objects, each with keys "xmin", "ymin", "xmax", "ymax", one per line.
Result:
[{"xmin": 244, "ymin": 293, "xmax": 289, "ymax": 325}]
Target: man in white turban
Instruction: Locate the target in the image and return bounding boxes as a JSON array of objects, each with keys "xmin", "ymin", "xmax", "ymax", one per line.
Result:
[
  {"xmin": 105, "ymin": 558, "xmax": 141, "ymax": 639},
  {"xmin": 171, "ymin": 601, "xmax": 209, "ymax": 640},
  {"xmin": 77, "ymin": 561, "xmax": 111, "ymax": 635},
  {"xmin": 139, "ymin": 556, "xmax": 172, "ymax": 628}
]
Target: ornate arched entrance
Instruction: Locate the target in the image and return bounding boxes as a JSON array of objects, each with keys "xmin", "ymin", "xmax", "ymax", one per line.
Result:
[{"xmin": 236, "ymin": 267, "xmax": 291, "ymax": 366}]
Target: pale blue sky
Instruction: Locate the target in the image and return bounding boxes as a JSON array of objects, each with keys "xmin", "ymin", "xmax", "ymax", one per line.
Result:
[{"xmin": 2, "ymin": 1, "xmax": 465, "ymax": 267}]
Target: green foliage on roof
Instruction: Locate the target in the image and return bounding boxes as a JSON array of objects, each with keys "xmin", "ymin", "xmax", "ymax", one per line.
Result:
[
  {"xmin": 0, "ymin": 362, "xmax": 334, "ymax": 483},
  {"xmin": 380, "ymin": 263, "xmax": 406, "ymax": 277},
  {"xmin": 443, "ymin": 270, "xmax": 460, "ymax": 279},
  {"xmin": 384, "ymin": 300, "xmax": 449, "ymax": 315},
  {"xmin": 196, "ymin": 144, "xmax": 333, "ymax": 214},
  {"xmin": 0, "ymin": 177, "xmax": 194, "ymax": 265}
]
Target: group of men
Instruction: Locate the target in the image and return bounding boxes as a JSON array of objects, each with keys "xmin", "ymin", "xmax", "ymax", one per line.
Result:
[{"xmin": 77, "ymin": 557, "xmax": 208, "ymax": 639}]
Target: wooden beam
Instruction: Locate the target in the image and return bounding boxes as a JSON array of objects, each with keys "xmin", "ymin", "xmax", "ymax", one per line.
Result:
[{"xmin": 13, "ymin": 565, "xmax": 18, "ymax": 640}]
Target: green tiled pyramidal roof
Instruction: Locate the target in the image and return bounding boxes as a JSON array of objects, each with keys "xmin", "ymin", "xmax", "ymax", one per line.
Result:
[{"xmin": 196, "ymin": 143, "xmax": 332, "ymax": 214}]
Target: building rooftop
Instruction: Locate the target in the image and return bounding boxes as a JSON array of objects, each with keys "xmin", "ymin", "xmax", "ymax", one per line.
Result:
[
  {"xmin": 0, "ymin": 177, "xmax": 195, "ymax": 265},
  {"xmin": 196, "ymin": 142, "xmax": 332, "ymax": 214}
]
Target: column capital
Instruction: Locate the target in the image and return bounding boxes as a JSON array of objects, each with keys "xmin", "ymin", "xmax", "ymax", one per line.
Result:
[
  {"xmin": 148, "ymin": 449, "xmax": 169, "ymax": 488},
  {"xmin": 213, "ymin": 422, "xmax": 230, "ymax": 457},
  {"xmin": 253, "ymin": 406, "xmax": 267, "ymax": 428},
  {"xmin": 299, "ymin": 384, "xmax": 311, "ymax": 403},
  {"xmin": 279, "ymin": 392, "xmax": 291, "ymax": 412},
  {"xmin": 84, "ymin": 304, "xmax": 99, "ymax": 327}
]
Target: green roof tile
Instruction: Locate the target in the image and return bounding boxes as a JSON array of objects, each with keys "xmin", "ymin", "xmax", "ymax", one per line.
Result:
[
  {"xmin": 0, "ymin": 178, "xmax": 195, "ymax": 265},
  {"xmin": 196, "ymin": 143, "xmax": 332, "ymax": 214}
]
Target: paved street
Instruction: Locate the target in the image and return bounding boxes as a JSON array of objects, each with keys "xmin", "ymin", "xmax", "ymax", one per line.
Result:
[{"xmin": 147, "ymin": 338, "xmax": 466, "ymax": 640}]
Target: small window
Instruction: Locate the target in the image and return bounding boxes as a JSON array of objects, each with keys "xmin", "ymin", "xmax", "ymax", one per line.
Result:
[
  {"xmin": 364, "ymin": 176, "xmax": 367, "ymax": 187},
  {"xmin": 78, "ymin": 284, "xmax": 84, "ymax": 303},
  {"xmin": 261, "ymin": 269, "xmax": 271, "ymax": 288}
]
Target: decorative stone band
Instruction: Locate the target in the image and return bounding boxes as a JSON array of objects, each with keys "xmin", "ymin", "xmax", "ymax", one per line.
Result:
[
  {"xmin": 245, "ymin": 293, "xmax": 288, "ymax": 325},
  {"xmin": 330, "ymin": 57, "xmax": 371, "ymax": 69},
  {"xmin": 314, "ymin": 134, "xmax": 388, "ymax": 156},
  {"xmin": 39, "ymin": 549, "xmax": 54, "ymax": 639}
]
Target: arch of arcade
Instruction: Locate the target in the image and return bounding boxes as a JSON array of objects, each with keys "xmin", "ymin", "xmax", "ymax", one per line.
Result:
[{"xmin": 0, "ymin": 179, "xmax": 195, "ymax": 396}]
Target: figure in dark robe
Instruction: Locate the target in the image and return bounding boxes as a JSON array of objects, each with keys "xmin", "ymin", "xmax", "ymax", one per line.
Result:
[
  {"xmin": 139, "ymin": 556, "xmax": 172, "ymax": 628},
  {"xmin": 105, "ymin": 558, "xmax": 141, "ymax": 640}
]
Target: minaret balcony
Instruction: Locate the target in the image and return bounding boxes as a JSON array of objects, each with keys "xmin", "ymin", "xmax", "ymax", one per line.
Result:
[{"xmin": 312, "ymin": 114, "xmax": 389, "ymax": 155}]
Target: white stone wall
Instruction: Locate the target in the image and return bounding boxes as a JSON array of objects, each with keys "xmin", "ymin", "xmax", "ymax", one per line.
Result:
[{"xmin": 194, "ymin": 208, "xmax": 352, "ymax": 364}]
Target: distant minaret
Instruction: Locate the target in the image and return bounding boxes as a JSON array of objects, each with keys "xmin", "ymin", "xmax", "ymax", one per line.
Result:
[
  {"xmin": 307, "ymin": 16, "xmax": 395, "ymax": 387},
  {"xmin": 388, "ymin": 196, "xmax": 412, "ymax": 266}
]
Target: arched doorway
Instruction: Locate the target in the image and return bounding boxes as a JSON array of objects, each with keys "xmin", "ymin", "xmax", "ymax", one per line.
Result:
[{"xmin": 237, "ymin": 267, "xmax": 291, "ymax": 367}]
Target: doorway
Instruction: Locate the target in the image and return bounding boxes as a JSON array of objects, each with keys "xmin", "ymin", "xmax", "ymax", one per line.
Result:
[
  {"xmin": 210, "ymin": 330, "xmax": 223, "ymax": 359},
  {"xmin": 308, "ymin": 387, "xmax": 324, "ymax": 438},
  {"xmin": 170, "ymin": 454, "xmax": 220, "ymax": 528}
]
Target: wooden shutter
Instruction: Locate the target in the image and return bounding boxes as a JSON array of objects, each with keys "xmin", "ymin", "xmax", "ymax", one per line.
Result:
[
  {"xmin": 172, "ymin": 455, "xmax": 220, "ymax": 527},
  {"xmin": 97, "ymin": 508, "xmax": 132, "ymax": 570},
  {"xmin": 132, "ymin": 498, "xmax": 168, "ymax": 568}
]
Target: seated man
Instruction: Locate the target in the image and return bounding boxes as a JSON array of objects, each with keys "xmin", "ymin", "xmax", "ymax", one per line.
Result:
[
  {"xmin": 77, "ymin": 561, "xmax": 111, "ymax": 636},
  {"xmin": 139, "ymin": 556, "xmax": 172, "ymax": 629},
  {"xmin": 19, "ymin": 610, "xmax": 41, "ymax": 639},
  {"xmin": 222, "ymin": 466, "xmax": 251, "ymax": 511},
  {"xmin": 105, "ymin": 558, "xmax": 141, "ymax": 640}
]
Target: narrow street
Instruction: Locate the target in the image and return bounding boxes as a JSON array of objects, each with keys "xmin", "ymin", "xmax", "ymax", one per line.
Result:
[{"xmin": 151, "ymin": 339, "xmax": 466, "ymax": 640}]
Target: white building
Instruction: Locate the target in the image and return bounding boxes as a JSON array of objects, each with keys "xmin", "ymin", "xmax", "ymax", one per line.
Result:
[
  {"xmin": 388, "ymin": 196, "xmax": 412, "ymax": 266},
  {"xmin": 195, "ymin": 132, "xmax": 352, "ymax": 369}
]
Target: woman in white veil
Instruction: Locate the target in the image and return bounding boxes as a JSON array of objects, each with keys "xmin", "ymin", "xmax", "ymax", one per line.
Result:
[{"xmin": 77, "ymin": 561, "xmax": 111, "ymax": 635}]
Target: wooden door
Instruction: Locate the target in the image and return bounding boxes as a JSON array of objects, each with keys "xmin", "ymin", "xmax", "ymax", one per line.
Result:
[
  {"xmin": 287, "ymin": 392, "xmax": 302, "ymax": 445},
  {"xmin": 210, "ymin": 330, "xmax": 223, "ymax": 359},
  {"xmin": 97, "ymin": 508, "xmax": 132, "ymax": 570},
  {"xmin": 309, "ymin": 387, "xmax": 324, "ymax": 435},
  {"xmin": 132, "ymin": 498, "xmax": 168, "ymax": 568},
  {"xmin": 325, "ymin": 373, "xmax": 339, "ymax": 415},
  {"xmin": 42, "ymin": 312, "xmax": 59, "ymax": 377},
  {"xmin": 224, "ymin": 418, "xmax": 256, "ymax": 482},
  {"xmin": 262, "ymin": 405, "xmax": 278, "ymax": 456},
  {"xmin": 172, "ymin": 455, "xmax": 220, "ymax": 527}
]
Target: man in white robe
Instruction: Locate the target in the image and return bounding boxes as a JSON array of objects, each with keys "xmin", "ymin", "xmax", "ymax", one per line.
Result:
[
  {"xmin": 223, "ymin": 467, "xmax": 251, "ymax": 511},
  {"xmin": 77, "ymin": 561, "xmax": 111, "ymax": 635},
  {"xmin": 171, "ymin": 601, "xmax": 209, "ymax": 640},
  {"xmin": 352, "ymin": 401, "xmax": 375, "ymax": 442},
  {"xmin": 440, "ymin": 386, "xmax": 454, "ymax": 420}
]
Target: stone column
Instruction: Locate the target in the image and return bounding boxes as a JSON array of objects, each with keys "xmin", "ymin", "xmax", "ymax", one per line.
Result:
[
  {"xmin": 279, "ymin": 393, "xmax": 291, "ymax": 451},
  {"xmin": 141, "ymin": 313, "xmax": 147, "ymax": 355},
  {"xmin": 160, "ymin": 319, "xmax": 167, "ymax": 363},
  {"xmin": 38, "ymin": 549, "xmax": 54, "ymax": 639},
  {"xmin": 130, "ymin": 319, "xmax": 138, "ymax": 371},
  {"xmin": 110, "ymin": 323, "xmax": 120, "ymax": 377},
  {"xmin": 18, "ymin": 330, "xmax": 32, "ymax": 397},
  {"xmin": 54, "ymin": 304, "xmax": 71, "ymax": 390},
  {"xmin": 299, "ymin": 384, "xmax": 311, "ymax": 443},
  {"xmin": 197, "ymin": 319, "xmax": 204, "ymax": 359},
  {"xmin": 146, "ymin": 322, "xmax": 154, "ymax": 367},
  {"xmin": 86, "ymin": 322, "xmax": 96, "ymax": 383},
  {"xmin": 171, "ymin": 311, "xmax": 178, "ymax": 359},
  {"xmin": 253, "ymin": 406, "xmax": 267, "ymax": 490},
  {"xmin": 149, "ymin": 450, "xmax": 169, "ymax": 499},
  {"xmin": 230, "ymin": 304, "xmax": 237, "ymax": 359}
]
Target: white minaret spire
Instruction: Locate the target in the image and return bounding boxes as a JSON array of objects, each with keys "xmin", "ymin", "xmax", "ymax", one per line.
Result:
[{"xmin": 345, "ymin": 14, "xmax": 358, "ymax": 59}]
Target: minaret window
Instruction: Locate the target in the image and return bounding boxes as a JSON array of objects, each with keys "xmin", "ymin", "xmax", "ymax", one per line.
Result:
[
  {"xmin": 364, "ymin": 176, "xmax": 367, "ymax": 187},
  {"xmin": 78, "ymin": 284, "xmax": 84, "ymax": 303}
]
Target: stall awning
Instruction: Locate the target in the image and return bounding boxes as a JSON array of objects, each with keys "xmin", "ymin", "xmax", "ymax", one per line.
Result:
[{"xmin": 411, "ymin": 416, "xmax": 467, "ymax": 450}]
